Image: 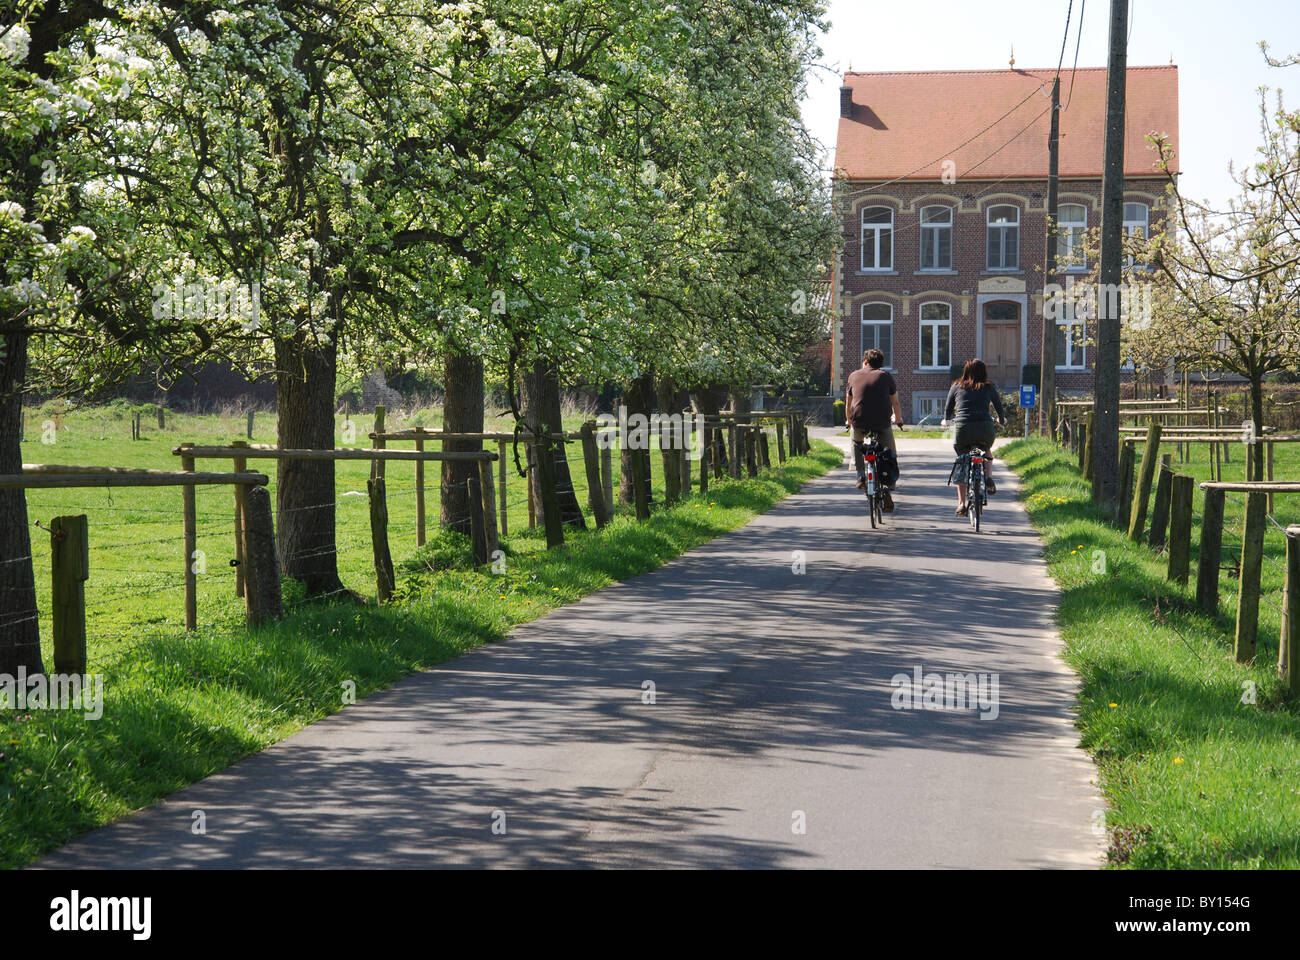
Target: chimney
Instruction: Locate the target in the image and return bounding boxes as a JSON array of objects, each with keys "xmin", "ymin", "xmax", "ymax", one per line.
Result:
[{"xmin": 840, "ymin": 82, "xmax": 854, "ymax": 119}]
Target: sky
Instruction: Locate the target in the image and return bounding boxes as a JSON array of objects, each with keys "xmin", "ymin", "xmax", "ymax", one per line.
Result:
[{"xmin": 800, "ymin": 0, "xmax": 1300, "ymax": 208}]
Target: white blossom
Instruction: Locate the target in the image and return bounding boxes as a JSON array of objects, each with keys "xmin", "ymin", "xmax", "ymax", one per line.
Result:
[{"xmin": 0, "ymin": 25, "xmax": 30, "ymax": 64}]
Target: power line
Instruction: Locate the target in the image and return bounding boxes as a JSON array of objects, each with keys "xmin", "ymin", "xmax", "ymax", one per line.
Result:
[
  {"xmin": 1056, "ymin": 0, "xmax": 1076, "ymax": 77},
  {"xmin": 1064, "ymin": 0, "xmax": 1088, "ymax": 111}
]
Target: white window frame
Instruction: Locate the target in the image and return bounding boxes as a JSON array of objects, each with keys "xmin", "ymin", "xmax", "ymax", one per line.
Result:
[
  {"xmin": 860, "ymin": 206, "xmax": 894, "ymax": 272},
  {"xmin": 986, "ymin": 205, "xmax": 1020, "ymax": 271},
  {"xmin": 1055, "ymin": 301, "xmax": 1086, "ymax": 370},
  {"xmin": 913, "ymin": 391, "xmax": 948, "ymax": 422},
  {"xmin": 1124, "ymin": 202, "xmax": 1150, "ymax": 269},
  {"xmin": 860, "ymin": 301, "xmax": 893, "ymax": 369},
  {"xmin": 919, "ymin": 205, "xmax": 953, "ymax": 271},
  {"xmin": 919, "ymin": 301, "xmax": 952, "ymax": 371},
  {"xmin": 1057, "ymin": 203, "xmax": 1087, "ymax": 270}
]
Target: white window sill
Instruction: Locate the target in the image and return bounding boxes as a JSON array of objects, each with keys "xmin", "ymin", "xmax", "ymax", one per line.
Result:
[
  {"xmin": 914, "ymin": 269, "xmax": 957, "ymax": 275},
  {"xmin": 915, "ymin": 368, "xmax": 952, "ymax": 374},
  {"xmin": 857, "ymin": 269, "xmax": 897, "ymax": 276},
  {"xmin": 1055, "ymin": 366, "xmax": 1088, "ymax": 372}
]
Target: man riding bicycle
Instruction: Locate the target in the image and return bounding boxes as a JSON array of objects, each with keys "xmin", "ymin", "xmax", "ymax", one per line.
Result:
[{"xmin": 845, "ymin": 348, "xmax": 902, "ymax": 512}]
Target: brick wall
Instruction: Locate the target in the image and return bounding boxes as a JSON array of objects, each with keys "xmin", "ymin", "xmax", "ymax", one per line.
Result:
[{"xmin": 833, "ymin": 177, "xmax": 1166, "ymax": 419}]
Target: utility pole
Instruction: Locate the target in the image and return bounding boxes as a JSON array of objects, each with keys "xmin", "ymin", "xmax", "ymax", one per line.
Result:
[
  {"xmin": 1039, "ymin": 76, "xmax": 1060, "ymax": 437},
  {"xmin": 1093, "ymin": 0, "xmax": 1129, "ymax": 511}
]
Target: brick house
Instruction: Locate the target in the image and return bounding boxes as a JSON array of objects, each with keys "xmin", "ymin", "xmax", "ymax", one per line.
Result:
[{"xmin": 830, "ymin": 65, "xmax": 1179, "ymax": 421}]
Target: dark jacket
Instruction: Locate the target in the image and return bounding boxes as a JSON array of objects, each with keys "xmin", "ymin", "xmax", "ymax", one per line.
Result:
[{"xmin": 944, "ymin": 382, "xmax": 1007, "ymax": 423}]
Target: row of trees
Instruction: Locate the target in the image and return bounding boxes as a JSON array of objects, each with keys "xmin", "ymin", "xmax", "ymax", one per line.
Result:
[{"xmin": 0, "ymin": 1, "xmax": 837, "ymax": 673}]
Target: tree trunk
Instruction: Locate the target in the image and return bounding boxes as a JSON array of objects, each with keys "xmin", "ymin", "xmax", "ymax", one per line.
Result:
[
  {"xmin": 441, "ymin": 350, "xmax": 484, "ymax": 534},
  {"xmin": 0, "ymin": 328, "xmax": 43, "ymax": 675},
  {"xmin": 730, "ymin": 386, "xmax": 756, "ymax": 477},
  {"xmin": 522, "ymin": 360, "xmax": 585, "ymax": 529},
  {"xmin": 620, "ymin": 374, "xmax": 654, "ymax": 506},
  {"xmin": 274, "ymin": 330, "xmax": 346, "ymax": 594},
  {"xmin": 656, "ymin": 375, "xmax": 682, "ymax": 505}
]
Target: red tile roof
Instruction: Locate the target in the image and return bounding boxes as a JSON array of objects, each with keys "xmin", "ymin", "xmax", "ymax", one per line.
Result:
[{"xmin": 834, "ymin": 66, "xmax": 1178, "ymax": 181}]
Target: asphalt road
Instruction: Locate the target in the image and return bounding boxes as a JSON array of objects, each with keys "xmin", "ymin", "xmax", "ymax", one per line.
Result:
[{"xmin": 39, "ymin": 431, "xmax": 1105, "ymax": 869}]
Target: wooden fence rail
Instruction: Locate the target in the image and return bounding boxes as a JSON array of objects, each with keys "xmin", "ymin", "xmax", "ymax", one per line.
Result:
[{"xmin": 10, "ymin": 466, "xmax": 279, "ymax": 647}]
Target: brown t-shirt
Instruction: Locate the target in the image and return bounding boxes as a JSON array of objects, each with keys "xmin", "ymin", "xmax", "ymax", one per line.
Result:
[{"xmin": 846, "ymin": 367, "xmax": 896, "ymax": 432}]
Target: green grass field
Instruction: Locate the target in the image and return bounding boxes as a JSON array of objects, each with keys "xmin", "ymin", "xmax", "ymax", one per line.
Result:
[
  {"xmin": 1004, "ymin": 437, "xmax": 1300, "ymax": 869},
  {"xmin": 1, "ymin": 404, "xmax": 840, "ymax": 867}
]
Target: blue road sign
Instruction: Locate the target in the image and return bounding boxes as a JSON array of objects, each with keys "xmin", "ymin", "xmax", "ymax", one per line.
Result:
[{"xmin": 1020, "ymin": 385, "xmax": 1036, "ymax": 408}]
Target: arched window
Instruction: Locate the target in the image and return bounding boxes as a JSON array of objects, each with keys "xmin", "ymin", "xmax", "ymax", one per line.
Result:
[
  {"xmin": 1124, "ymin": 202, "xmax": 1150, "ymax": 268},
  {"xmin": 919, "ymin": 302, "xmax": 951, "ymax": 370},
  {"xmin": 861, "ymin": 206, "xmax": 893, "ymax": 271},
  {"xmin": 861, "ymin": 302, "xmax": 893, "ymax": 368},
  {"xmin": 986, "ymin": 205, "xmax": 1020, "ymax": 270},
  {"xmin": 1057, "ymin": 203, "xmax": 1087, "ymax": 270},
  {"xmin": 919, "ymin": 205, "xmax": 953, "ymax": 271}
]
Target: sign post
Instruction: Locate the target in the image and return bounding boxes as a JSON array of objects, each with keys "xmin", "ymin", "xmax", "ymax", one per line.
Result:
[{"xmin": 1019, "ymin": 385, "xmax": 1036, "ymax": 439}]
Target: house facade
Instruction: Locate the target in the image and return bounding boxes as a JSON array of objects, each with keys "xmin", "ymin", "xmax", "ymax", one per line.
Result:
[{"xmin": 831, "ymin": 66, "xmax": 1179, "ymax": 421}]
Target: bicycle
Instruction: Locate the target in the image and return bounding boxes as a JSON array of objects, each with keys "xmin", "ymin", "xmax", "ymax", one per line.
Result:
[
  {"xmin": 853, "ymin": 432, "xmax": 892, "ymax": 529},
  {"xmin": 948, "ymin": 446, "xmax": 992, "ymax": 533}
]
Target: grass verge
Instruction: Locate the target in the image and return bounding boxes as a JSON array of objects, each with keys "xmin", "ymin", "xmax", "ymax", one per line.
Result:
[
  {"xmin": 0, "ymin": 441, "xmax": 842, "ymax": 868},
  {"xmin": 1003, "ymin": 437, "xmax": 1300, "ymax": 868}
]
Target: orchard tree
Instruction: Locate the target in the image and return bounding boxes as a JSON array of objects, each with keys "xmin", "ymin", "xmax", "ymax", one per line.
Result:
[{"xmin": 1133, "ymin": 93, "xmax": 1300, "ymax": 481}]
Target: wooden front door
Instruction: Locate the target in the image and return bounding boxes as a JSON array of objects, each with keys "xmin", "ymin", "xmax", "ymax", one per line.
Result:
[{"xmin": 983, "ymin": 301, "xmax": 1021, "ymax": 388}]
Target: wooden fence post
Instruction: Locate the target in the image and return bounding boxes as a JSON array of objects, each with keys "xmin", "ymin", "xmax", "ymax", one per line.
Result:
[
  {"xmin": 1268, "ymin": 441, "xmax": 1275, "ymax": 513},
  {"xmin": 758, "ymin": 427, "xmax": 771, "ymax": 470},
  {"xmin": 371, "ymin": 405, "xmax": 386, "ymax": 481},
  {"xmin": 51, "ymin": 514, "xmax": 88, "ymax": 675},
  {"xmin": 601, "ymin": 439, "xmax": 613, "ymax": 518},
  {"xmin": 1167, "ymin": 474, "xmax": 1193, "ymax": 585},
  {"xmin": 1118, "ymin": 441, "xmax": 1135, "ymax": 530},
  {"xmin": 157, "ymin": 406, "xmax": 165, "ymax": 429},
  {"xmin": 231, "ymin": 440, "xmax": 248, "ymax": 598},
  {"xmin": 580, "ymin": 422, "xmax": 610, "ymax": 529},
  {"xmin": 680, "ymin": 417, "xmax": 693, "ymax": 496},
  {"xmin": 526, "ymin": 443, "xmax": 537, "ymax": 529},
  {"xmin": 414, "ymin": 434, "xmax": 426, "ymax": 547},
  {"xmin": 242, "ymin": 484, "xmax": 282, "ymax": 627},
  {"xmin": 1282, "ymin": 528, "xmax": 1300, "ymax": 696},
  {"xmin": 246, "ymin": 410, "xmax": 255, "ymax": 439},
  {"xmin": 368, "ymin": 474, "xmax": 395, "ymax": 603},
  {"xmin": 468, "ymin": 473, "xmax": 490, "ymax": 563},
  {"xmin": 630, "ymin": 441, "xmax": 650, "ymax": 521},
  {"xmin": 1235, "ymin": 490, "xmax": 1267, "ymax": 663},
  {"xmin": 1197, "ymin": 486, "xmax": 1226, "ymax": 616},
  {"xmin": 1081, "ymin": 411, "xmax": 1093, "ymax": 480},
  {"xmin": 1149, "ymin": 455, "xmax": 1173, "ymax": 550},
  {"xmin": 776, "ymin": 420, "xmax": 786, "ymax": 464},
  {"xmin": 728, "ymin": 421, "xmax": 740, "ymax": 478},
  {"xmin": 498, "ymin": 439, "xmax": 509, "ymax": 538},
  {"xmin": 180, "ymin": 444, "xmax": 197, "ymax": 631},
  {"xmin": 1128, "ymin": 424, "xmax": 1162, "ymax": 542},
  {"xmin": 478, "ymin": 459, "xmax": 498, "ymax": 556},
  {"xmin": 699, "ymin": 426, "xmax": 711, "ymax": 494}
]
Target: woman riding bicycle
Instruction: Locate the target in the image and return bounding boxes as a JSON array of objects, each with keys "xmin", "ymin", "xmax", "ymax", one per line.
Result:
[{"xmin": 941, "ymin": 358, "xmax": 1007, "ymax": 517}]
